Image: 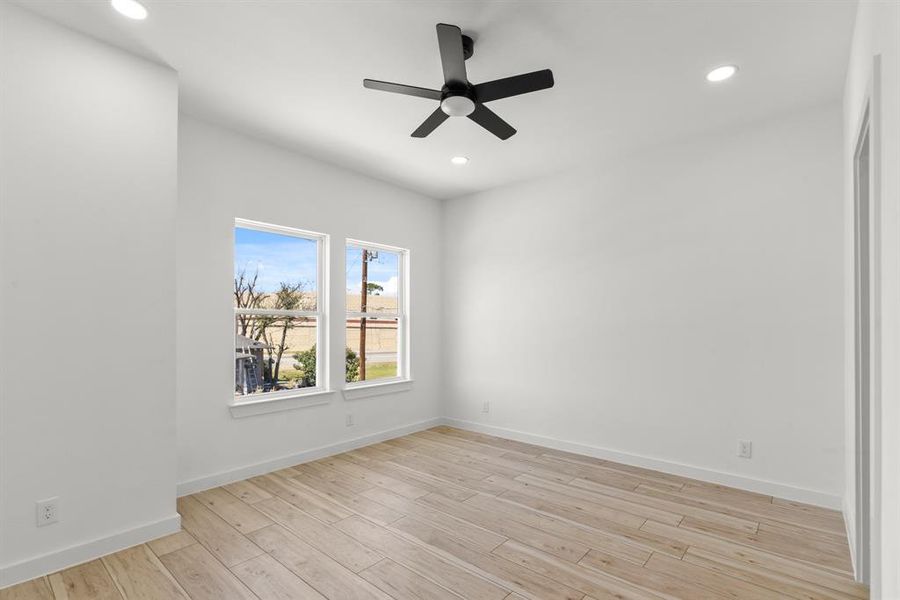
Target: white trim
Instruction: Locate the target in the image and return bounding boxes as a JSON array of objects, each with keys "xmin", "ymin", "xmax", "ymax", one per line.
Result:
[
  {"xmin": 403, "ymin": 249, "xmax": 411, "ymax": 381},
  {"xmin": 317, "ymin": 228, "xmax": 330, "ymax": 390},
  {"xmin": 343, "ymin": 378, "xmax": 413, "ymax": 400},
  {"xmin": 235, "ymin": 308, "xmax": 319, "ymax": 318},
  {"xmin": 176, "ymin": 417, "xmax": 442, "ymax": 496},
  {"xmin": 235, "ymin": 218, "xmax": 327, "ymax": 241},
  {"xmin": 851, "ymin": 83, "xmax": 875, "ymax": 585},
  {"xmin": 229, "ymin": 389, "xmax": 334, "ymax": 418},
  {"xmin": 0, "ymin": 514, "xmax": 180, "ymax": 590},
  {"xmin": 345, "ymin": 238, "xmax": 407, "ymax": 254},
  {"xmin": 345, "ymin": 240, "xmax": 410, "ymax": 383},
  {"xmin": 441, "ymin": 418, "xmax": 843, "ymax": 510},
  {"xmin": 233, "ymin": 218, "xmax": 330, "ymax": 402},
  {"xmin": 845, "ymin": 496, "xmax": 859, "ymax": 580},
  {"xmin": 346, "ymin": 311, "xmax": 398, "ymax": 320}
]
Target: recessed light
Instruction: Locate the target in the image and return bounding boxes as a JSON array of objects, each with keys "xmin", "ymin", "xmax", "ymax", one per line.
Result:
[
  {"xmin": 706, "ymin": 65, "xmax": 737, "ymax": 82},
  {"xmin": 111, "ymin": 0, "xmax": 148, "ymax": 20},
  {"xmin": 451, "ymin": 156, "xmax": 469, "ymax": 166}
]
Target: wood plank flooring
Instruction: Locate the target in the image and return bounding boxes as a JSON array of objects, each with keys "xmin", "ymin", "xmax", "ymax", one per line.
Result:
[{"xmin": 1, "ymin": 426, "xmax": 868, "ymax": 600}]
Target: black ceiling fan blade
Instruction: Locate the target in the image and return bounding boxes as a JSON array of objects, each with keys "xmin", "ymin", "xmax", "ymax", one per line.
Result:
[
  {"xmin": 411, "ymin": 107, "xmax": 450, "ymax": 138},
  {"xmin": 436, "ymin": 23, "xmax": 467, "ymax": 87},
  {"xmin": 467, "ymin": 104, "xmax": 516, "ymax": 140},
  {"xmin": 474, "ymin": 69, "xmax": 555, "ymax": 103},
  {"xmin": 363, "ymin": 79, "xmax": 442, "ymax": 101}
]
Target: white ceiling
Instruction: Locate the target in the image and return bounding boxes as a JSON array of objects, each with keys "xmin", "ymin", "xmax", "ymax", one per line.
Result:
[{"xmin": 16, "ymin": 0, "xmax": 856, "ymax": 199}]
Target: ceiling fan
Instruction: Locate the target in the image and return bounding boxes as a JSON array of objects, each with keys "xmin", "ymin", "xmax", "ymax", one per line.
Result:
[{"xmin": 363, "ymin": 23, "xmax": 554, "ymax": 140}]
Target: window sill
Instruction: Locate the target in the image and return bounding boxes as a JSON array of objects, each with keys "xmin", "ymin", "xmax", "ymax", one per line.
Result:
[
  {"xmin": 342, "ymin": 379, "xmax": 413, "ymax": 401},
  {"xmin": 229, "ymin": 389, "xmax": 334, "ymax": 418}
]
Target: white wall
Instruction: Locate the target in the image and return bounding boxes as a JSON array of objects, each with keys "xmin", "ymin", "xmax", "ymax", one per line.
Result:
[
  {"xmin": 843, "ymin": 0, "xmax": 900, "ymax": 596},
  {"xmin": 176, "ymin": 116, "xmax": 443, "ymax": 492},
  {"xmin": 0, "ymin": 2, "xmax": 179, "ymax": 586},
  {"xmin": 442, "ymin": 104, "xmax": 845, "ymax": 507}
]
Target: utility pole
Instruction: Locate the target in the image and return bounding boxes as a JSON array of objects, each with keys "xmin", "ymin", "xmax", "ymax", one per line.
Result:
[{"xmin": 359, "ymin": 248, "xmax": 368, "ymax": 380}]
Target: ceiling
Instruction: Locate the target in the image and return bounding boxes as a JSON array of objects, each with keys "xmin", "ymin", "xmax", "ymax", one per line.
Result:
[{"xmin": 16, "ymin": 0, "xmax": 856, "ymax": 199}]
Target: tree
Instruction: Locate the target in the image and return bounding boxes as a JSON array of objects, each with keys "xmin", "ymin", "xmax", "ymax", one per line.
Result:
[
  {"xmin": 263, "ymin": 281, "xmax": 311, "ymax": 382},
  {"xmin": 234, "ymin": 268, "xmax": 265, "ymax": 336},
  {"xmin": 293, "ymin": 345, "xmax": 360, "ymax": 386},
  {"xmin": 234, "ymin": 267, "xmax": 313, "ymax": 388},
  {"xmin": 234, "ymin": 267, "xmax": 273, "ymax": 385},
  {"xmin": 366, "ymin": 282, "xmax": 383, "ymax": 295}
]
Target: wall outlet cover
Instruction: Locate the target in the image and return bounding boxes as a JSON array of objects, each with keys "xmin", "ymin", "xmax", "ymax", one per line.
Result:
[
  {"xmin": 36, "ymin": 497, "xmax": 59, "ymax": 527},
  {"xmin": 738, "ymin": 440, "xmax": 752, "ymax": 459}
]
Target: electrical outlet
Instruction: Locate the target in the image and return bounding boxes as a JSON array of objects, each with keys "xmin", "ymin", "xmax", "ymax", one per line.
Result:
[
  {"xmin": 36, "ymin": 497, "xmax": 59, "ymax": 527},
  {"xmin": 738, "ymin": 440, "xmax": 752, "ymax": 459},
  {"xmin": 482, "ymin": 401, "xmax": 490, "ymax": 413},
  {"xmin": 345, "ymin": 414, "xmax": 354, "ymax": 427}
]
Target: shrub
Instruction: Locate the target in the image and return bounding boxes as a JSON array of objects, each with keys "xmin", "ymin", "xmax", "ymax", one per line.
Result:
[
  {"xmin": 293, "ymin": 345, "xmax": 360, "ymax": 386},
  {"xmin": 345, "ymin": 347, "xmax": 360, "ymax": 382}
]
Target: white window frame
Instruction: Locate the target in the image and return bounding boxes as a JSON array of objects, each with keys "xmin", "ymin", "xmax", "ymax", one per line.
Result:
[
  {"xmin": 230, "ymin": 218, "xmax": 331, "ymax": 417},
  {"xmin": 344, "ymin": 238, "xmax": 410, "ymax": 395}
]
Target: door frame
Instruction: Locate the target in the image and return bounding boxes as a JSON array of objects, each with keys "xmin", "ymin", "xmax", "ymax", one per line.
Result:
[
  {"xmin": 852, "ymin": 100, "xmax": 872, "ymax": 585},
  {"xmin": 849, "ymin": 54, "xmax": 882, "ymax": 587}
]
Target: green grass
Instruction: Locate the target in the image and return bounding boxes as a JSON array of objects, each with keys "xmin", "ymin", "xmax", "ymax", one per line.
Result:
[
  {"xmin": 278, "ymin": 368, "xmax": 304, "ymax": 381},
  {"xmin": 278, "ymin": 362, "xmax": 398, "ymax": 384},
  {"xmin": 363, "ymin": 362, "xmax": 397, "ymax": 380}
]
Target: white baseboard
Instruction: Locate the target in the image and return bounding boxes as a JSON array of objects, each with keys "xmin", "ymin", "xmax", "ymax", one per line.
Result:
[
  {"xmin": 0, "ymin": 513, "xmax": 180, "ymax": 590},
  {"xmin": 441, "ymin": 418, "xmax": 843, "ymax": 510},
  {"xmin": 176, "ymin": 417, "xmax": 444, "ymax": 497}
]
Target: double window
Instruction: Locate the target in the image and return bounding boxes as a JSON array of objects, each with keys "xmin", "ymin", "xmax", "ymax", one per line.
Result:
[{"xmin": 232, "ymin": 219, "xmax": 408, "ymax": 405}]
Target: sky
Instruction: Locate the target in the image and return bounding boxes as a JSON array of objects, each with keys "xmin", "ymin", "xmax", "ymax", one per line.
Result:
[
  {"xmin": 234, "ymin": 227, "xmax": 318, "ymax": 294},
  {"xmin": 234, "ymin": 226, "xmax": 399, "ymax": 297},
  {"xmin": 346, "ymin": 244, "xmax": 399, "ymax": 296}
]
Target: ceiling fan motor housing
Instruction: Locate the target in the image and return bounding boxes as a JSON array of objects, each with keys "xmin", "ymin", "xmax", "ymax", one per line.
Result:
[{"xmin": 461, "ymin": 34, "xmax": 474, "ymax": 60}]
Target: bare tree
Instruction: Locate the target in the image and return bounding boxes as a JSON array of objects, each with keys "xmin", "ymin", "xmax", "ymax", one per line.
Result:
[
  {"xmin": 234, "ymin": 268, "xmax": 265, "ymax": 336},
  {"xmin": 235, "ymin": 266, "xmax": 315, "ymax": 388},
  {"xmin": 263, "ymin": 282, "xmax": 311, "ymax": 382}
]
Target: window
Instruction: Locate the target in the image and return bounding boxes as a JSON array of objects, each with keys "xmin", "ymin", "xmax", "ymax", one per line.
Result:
[
  {"xmin": 345, "ymin": 240, "xmax": 408, "ymax": 385},
  {"xmin": 233, "ymin": 219, "xmax": 326, "ymax": 402}
]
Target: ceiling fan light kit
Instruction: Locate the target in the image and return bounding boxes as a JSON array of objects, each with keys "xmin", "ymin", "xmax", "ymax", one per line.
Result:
[
  {"xmin": 363, "ymin": 23, "xmax": 554, "ymax": 140},
  {"xmin": 441, "ymin": 95, "xmax": 476, "ymax": 117}
]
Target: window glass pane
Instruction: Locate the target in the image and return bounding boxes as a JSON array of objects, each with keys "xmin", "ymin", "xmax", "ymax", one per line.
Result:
[
  {"xmin": 235, "ymin": 226, "xmax": 317, "ymax": 311},
  {"xmin": 346, "ymin": 245, "xmax": 399, "ymax": 314},
  {"xmin": 235, "ymin": 314, "xmax": 317, "ymax": 396},
  {"xmin": 345, "ymin": 318, "xmax": 398, "ymax": 382}
]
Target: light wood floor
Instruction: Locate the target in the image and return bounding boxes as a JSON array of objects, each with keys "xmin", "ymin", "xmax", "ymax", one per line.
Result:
[{"xmin": 2, "ymin": 426, "xmax": 868, "ymax": 600}]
